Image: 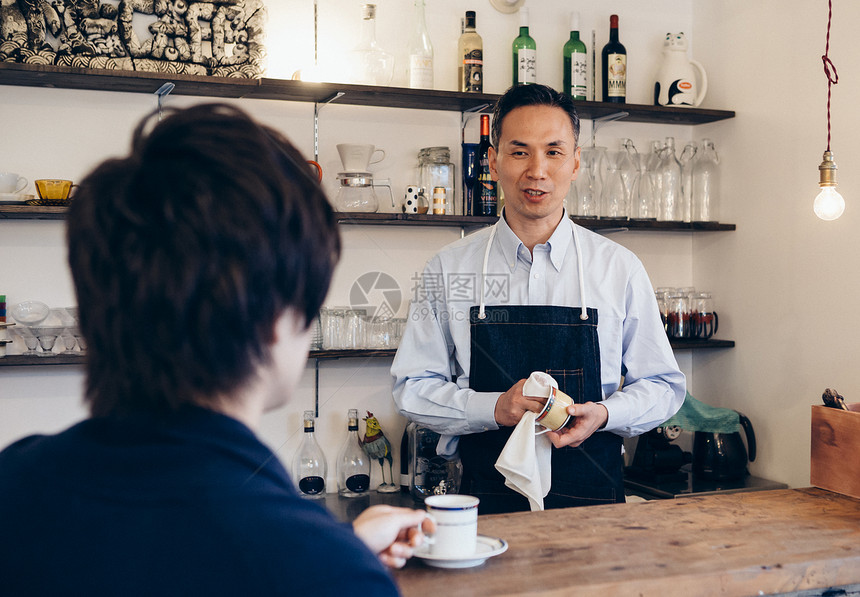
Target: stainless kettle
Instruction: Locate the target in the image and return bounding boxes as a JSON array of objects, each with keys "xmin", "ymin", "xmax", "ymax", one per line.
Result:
[{"xmin": 692, "ymin": 411, "xmax": 756, "ymax": 481}]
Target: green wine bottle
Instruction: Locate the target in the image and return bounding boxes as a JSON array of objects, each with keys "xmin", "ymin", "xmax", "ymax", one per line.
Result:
[
  {"xmin": 562, "ymin": 11, "xmax": 587, "ymax": 100},
  {"xmin": 512, "ymin": 7, "xmax": 536, "ymax": 86}
]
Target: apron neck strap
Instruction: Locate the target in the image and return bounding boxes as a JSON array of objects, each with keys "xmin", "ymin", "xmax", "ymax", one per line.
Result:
[{"xmin": 478, "ymin": 218, "xmax": 589, "ymax": 321}]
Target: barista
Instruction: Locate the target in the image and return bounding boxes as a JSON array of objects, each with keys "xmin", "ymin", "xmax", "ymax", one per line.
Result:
[{"xmin": 392, "ymin": 84, "xmax": 685, "ymax": 514}]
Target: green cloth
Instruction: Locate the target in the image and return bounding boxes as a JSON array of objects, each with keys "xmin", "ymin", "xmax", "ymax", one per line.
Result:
[{"xmin": 662, "ymin": 392, "xmax": 740, "ymax": 434}]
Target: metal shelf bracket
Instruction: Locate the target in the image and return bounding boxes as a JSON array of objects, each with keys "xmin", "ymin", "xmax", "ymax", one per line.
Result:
[{"xmin": 313, "ymin": 91, "xmax": 345, "ymax": 161}]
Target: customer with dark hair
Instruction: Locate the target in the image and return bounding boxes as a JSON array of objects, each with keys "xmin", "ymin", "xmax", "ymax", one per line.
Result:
[
  {"xmin": 393, "ymin": 84, "xmax": 685, "ymax": 514},
  {"xmin": 0, "ymin": 104, "xmax": 428, "ymax": 596}
]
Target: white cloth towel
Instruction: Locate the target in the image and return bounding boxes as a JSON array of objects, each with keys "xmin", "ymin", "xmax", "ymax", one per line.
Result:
[{"xmin": 494, "ymin": 372, "xmax": 557, "ymax": 511}]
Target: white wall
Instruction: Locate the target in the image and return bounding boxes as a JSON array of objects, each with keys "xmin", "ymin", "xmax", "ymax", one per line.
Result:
[
  {"xmin": 690, "ymin": 1, "xmax": 860, "ymax": 488},
  {"xmin": 1, "ymin": 0, "xmax": 712, "ymax": 491}
]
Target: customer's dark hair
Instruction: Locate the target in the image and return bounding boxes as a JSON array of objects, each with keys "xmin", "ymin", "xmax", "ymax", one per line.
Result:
[
  {"xmin": 491, "ymin": 84, "xmax": 580, "ymax": 148},
  {"xmin": 67, "ymin": 103, "xmax": 340, "ymax": 417}
]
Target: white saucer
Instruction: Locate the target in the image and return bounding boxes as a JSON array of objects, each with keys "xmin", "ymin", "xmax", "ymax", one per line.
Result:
[
  {"xmin": 414, "ymin": 535, "xmax": 508, "ymax": 569},
  {"xmin": 0, "ymin": 192, "xmax": 34, "ymax": 204}
]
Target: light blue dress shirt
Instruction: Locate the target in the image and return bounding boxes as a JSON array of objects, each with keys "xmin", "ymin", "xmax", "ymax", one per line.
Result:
[{"xmin": 391, "ymin": 210, "xmax": 686, "ymax": 456}]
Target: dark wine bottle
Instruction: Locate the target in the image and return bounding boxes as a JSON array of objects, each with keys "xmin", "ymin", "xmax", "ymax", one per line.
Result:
[
  {"xmin": 474, "ymin": 114, "xmax": 497, "ymax": 216},
  {"xmin": 601, "ymin": 14, "xmax": 627, "ymax": 103}
]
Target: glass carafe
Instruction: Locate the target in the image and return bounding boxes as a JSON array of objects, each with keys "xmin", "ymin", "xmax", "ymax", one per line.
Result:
[
  {"xmin": 600, "ymin": 149, "xmax": 627, "ymax": 219},
  {"xmin": 350, "ymin": 4, "xmax": 395, "ymax": 85},
  {"xmin": 572, "ymin": 147, "xmax": 601, "ymax": 218},
  {"xmin": 666, "ymin": 291, "xmax": 692, "ymax": 339},
  {"xmin": 692, "ymin": 291, "xmax": 719, "ymax": 339},
  {"xmin": 631, "ymin": 148, "xmax": 657, "ymax": 220},
  {"xmin": 335, "ymin": 174, "xmax": 379, "ymax": 212},
  {"xmin": 618, "ymin": 139, "xmax": 639, "ymax": 205},
  {"xmin": 692, "ymin": 139, "xmax": 721, "ymax": 222},
  {"xmin": 658, "ymin": 137, "xmax": 682, "ymax": 222},
  {"xmin": 679, "ymin": 141, "xmax": 698, "ymax": 223}
]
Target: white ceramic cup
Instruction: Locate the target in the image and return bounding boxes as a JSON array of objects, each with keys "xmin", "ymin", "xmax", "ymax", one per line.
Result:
[
  {"xmin": 423, "ymin": 494, "xmax": 480, "ymax": 558},
  {"xmin": 336, "ymin": 143, "xmax": 385, "ymax": 172},
  {"xmin": 0, "ymin": 172, "xmax": 28, "ymax": 194}
]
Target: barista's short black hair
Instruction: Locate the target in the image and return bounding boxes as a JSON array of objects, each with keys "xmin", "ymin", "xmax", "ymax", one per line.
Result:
[
  {"xmin": 491, "ymin": 84, "xmax": 580, "ymax": 148},
  {"xmin": 67, "ymin": 103, "xmax": 340, "ymax": 417}
]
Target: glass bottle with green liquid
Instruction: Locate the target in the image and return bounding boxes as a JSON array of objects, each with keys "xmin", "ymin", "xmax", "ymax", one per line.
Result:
[
  {"xmin": 512, "ymin": 7, "xmax": 536, "ymax": 85},
  {"xmin": 563, "ymin": 11, "xmax": 587, "ymax": 100}
]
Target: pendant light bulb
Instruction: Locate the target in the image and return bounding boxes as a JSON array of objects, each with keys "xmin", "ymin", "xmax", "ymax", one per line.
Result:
[{"xmin": 814, "ymin": 150, "xmax": 845, "ymax": 221}]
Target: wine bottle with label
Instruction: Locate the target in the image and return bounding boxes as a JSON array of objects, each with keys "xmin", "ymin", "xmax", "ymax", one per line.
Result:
[
  {"xmin": 408, "ymin": 0, "xmax": 434, "ymax": 89},
  {"xmin": 601, "ymin": 14, "xmax": 627, "ymax": 103},
  {"xmin": 563, "ymin": 11, "xmax": 587, "ymax": 100},
  {"xmin": 458, "ymin": 10, "xmax": 483, "ymax": 93},
  {"xmin": 337, "ymin": 408, "xmax": 371, "ymax": 497},
  {"xmin": 474, "ymin": 114, "xmax": 497, "ymax": 216},
  {"xmin": 512, "ymin": 7, "xmax": 536, "ymax": 86},
  {"xmin": 293, "ymin": 410, "xmax": 327, "ymax": 499}
]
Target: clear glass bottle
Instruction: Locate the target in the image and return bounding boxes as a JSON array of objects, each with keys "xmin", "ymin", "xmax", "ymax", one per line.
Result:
[
  {"xmin": 408, "ymin": 0, "xmax": 434, "ymax": 89},
  {"xmin": 418, "ymin": 147, "xmax": 455, "ymax": 215},
  {"xmin": 600, "ymin": 150, "xmax": 627, "ymax": 219},
  {"xmin": 292, "ymin": 410, "xmax": 327, "ymax": 499},
  {"xmin": 512, "ymin": 7, "xmax": 536, "ymax": 85},
  {"xmin": 337, "ymin": 408, "xmax": 371, "ymax": 497},
  {"xmin": 692, "ymin": 139, "xmax": 721, "ymax": 222},
  {"xmin": 679, "ymin": 141, "xmax": 698, "ymax": 222},
  {"xmin": 562, "ymin": 11, "xmax": 587, "ymax": 100},
  {"xmin": 457, "ymin": 10, "xmax": 483, "ymax": 93},
  {"xmin": 350, "ymin": 4, "xmax": 394, "ymax": 86},
  {"xmin": 658, "ymin": 137, "xmax": 682, "ymax": 221}
]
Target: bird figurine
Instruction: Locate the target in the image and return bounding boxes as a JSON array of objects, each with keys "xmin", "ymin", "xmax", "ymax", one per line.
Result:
[{"xmin": 362, "ymin": 411, "xmax": 398, "ymax": 493}]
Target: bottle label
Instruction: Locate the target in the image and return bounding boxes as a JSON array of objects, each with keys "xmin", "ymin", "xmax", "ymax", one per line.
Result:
[
  {"xmin": 462, "ymin": 49, "xmax": 483, "ymax": 92},
  {"xmin": 477, "ymin": 156, "xmax": 497, "ymax": 216},
  {"xmin": 517, "ymin": 48, "xmax": 536, "ymax": 84},
  {"xmin": 607, "ymin": 53, "xmax": 626, "ymax": 97},
  {"xmin": 299, "ymin": 476, "xmax": 325, "ymax": 495},
  {"xmin": 345, "ymin": 474, "xmax": 370, "ymax": 493},
  {"xmin": 570, "ymin": 53, "xmax": 587, "ymax": 99},
  {"xmin": 409, "ymin": 55, "xmax": 434, "ymax": 89}
]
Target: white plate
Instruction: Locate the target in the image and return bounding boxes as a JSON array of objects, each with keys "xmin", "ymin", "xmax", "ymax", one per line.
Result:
[
  {"xmin": 414, "ymin": 535, "xmax": 508, "ymax": 569},
  {"xmin": 0, "ymin": 193, "xmax": 34, "ymax": 205}
]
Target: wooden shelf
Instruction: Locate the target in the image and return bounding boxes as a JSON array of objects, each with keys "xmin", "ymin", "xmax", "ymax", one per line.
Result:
[
  {"xmin": 0, "ymin": 62, "xmax": 735, "ymax": 125},
  {"xmin": 335, "ymin": 213, "xmax": 499, "ymax": 227},
  {"xmin": 0, "ymin": 339, "xmax": 733, "ymax": 367}
]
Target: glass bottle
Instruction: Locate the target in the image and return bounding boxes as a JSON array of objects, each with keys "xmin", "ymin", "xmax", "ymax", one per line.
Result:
[
  {"xmin": 600, "ymin": 149, "xmax": 627, "ymax": 219},
  {"xmin": 573, "ymin": 147, "xmax": 599, "ymax": 218},
  {"xmin": 601, "ymin": 14, "xmax": 627, "ymax": 102},
  {"xmin": 474, "ymin": 114, "xmax": 497, "ymax": 216},
  {"xmin": 293, "ymin": 410, "xmax": 327, "ymax": 499},
  {"xmin": 658, "ymin": 137, "xmax": 682, "ymax": 221},
  {"xmin": 692, "ymin": 139, "xmax": 721, "ymax": 222},
  {"xmin": 408, "ymin": 0, "xmax": 434, "ymax": 89},
  {"xmin": 337, "ymin": 408, "xmax": 371, "ymax": 497},
  {"xmin": 350, "ymin": 4, "xmax": 394, "ymax": 86},
  {"xmin": 679, "ymin": 141, "xmax": 698, "ymax": 222},
  {"xmin": 512, "ymin": 7, "xmax": 536, "ymax": 85},
  {"xmin": 457, "ymin": 10, "xmax": 483, "ymax": 93},
  {"xmin": 563, "ymin": 11, "xmax": 587, "ymax": 100},
  {"xmin": 418, "ymin": 147, "xmax": 455, "ymax": 214}
]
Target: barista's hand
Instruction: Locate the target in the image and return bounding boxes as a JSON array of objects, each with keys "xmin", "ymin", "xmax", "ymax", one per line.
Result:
[
  {"xmin": 352, "ymin": 505, "xmax": 435, "ymax": 569},
  {"xmin": 546, "ymin": 402, "xmax": 608, "ymax": 448},
  {"xmin": 494, "ymin": 379, "xmax": 546, "ymax": 427}
]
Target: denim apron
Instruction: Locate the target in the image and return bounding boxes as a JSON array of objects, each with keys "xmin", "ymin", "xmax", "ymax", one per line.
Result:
[{"xmin": 458, "ymin": 221, "xmax": 624, "ymax": 514}]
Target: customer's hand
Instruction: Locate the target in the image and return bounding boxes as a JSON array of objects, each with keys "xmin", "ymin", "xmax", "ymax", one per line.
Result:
[
  {"xmin": 352, "ymin": 505, "xmax": 435, "ymax": 568},
  {"xmin": 495, "ymin": 379, "xmax": 546, "ymax": 427},
  {"xmin": 546, "ymin": 402, "xmax": 608, "ymax": 448}
]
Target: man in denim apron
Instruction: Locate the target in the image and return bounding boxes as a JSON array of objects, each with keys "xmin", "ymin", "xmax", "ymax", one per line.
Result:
[{"xmin": 393, "ymin": 85, "xmax": 685, "ymax": 514}]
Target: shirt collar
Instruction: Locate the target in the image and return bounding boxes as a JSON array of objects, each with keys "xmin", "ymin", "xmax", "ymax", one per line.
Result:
[{"xmin": 496, "ymin": 207, "xmax": 573, "ymax": 273}]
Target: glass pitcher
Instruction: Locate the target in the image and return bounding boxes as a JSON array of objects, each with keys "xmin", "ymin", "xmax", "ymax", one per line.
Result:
[
  {"xmin": 691, "ymin": 139, "xmax": 721, "ymax": 222},
  {"xmin": 666, "ymin": 290, "xmax": 692, "ymax": 339},
  {"xmin": 692, "ymin": 291, "xmax": 719, "ymax": 339},
  {"xmin": 573, "ymin": 146, "xmax": 603, "ymax": 218}
]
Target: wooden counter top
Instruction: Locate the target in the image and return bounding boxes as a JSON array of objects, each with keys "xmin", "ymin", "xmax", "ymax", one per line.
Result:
[{"xmin": 394, "ymin": 488, "xmax": 860, "ymax": 597}]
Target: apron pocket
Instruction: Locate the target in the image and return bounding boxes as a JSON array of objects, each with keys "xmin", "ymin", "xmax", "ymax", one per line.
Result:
[{"xmin": 545, "ymin": 369, "xmax": 585, "ymax": 404}]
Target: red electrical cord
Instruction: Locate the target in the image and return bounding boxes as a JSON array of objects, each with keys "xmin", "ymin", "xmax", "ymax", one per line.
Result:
[{"xmin": 822, "ymin": 0, "xmax": 839, "ymax": 152}]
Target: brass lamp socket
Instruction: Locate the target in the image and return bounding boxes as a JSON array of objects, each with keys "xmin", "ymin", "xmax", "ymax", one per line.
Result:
[{"xmin": 819, "ymin": 150, "xmax": 839, "ymax": 187}]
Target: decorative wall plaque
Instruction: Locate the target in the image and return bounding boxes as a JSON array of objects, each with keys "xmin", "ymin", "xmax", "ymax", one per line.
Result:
[{"xmin": 0, "ymin": 1, "xmax": 266, "ymax": 78}]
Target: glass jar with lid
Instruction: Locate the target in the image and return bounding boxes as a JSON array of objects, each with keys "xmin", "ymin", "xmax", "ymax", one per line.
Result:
[{"xmin": 418, "ymin": 147, "xmax": 456, "ymax": 214}]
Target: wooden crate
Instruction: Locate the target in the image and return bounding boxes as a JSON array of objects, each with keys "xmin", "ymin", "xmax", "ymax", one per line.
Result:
[{"xmin": 811, "ymin": 403, "xmax": 860, "ymax": 499}]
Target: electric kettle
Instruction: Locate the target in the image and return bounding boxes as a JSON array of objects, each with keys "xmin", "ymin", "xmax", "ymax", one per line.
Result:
[{"xmin": 692, "ymin": 411, "xmax": 756, "ymax": 481}]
